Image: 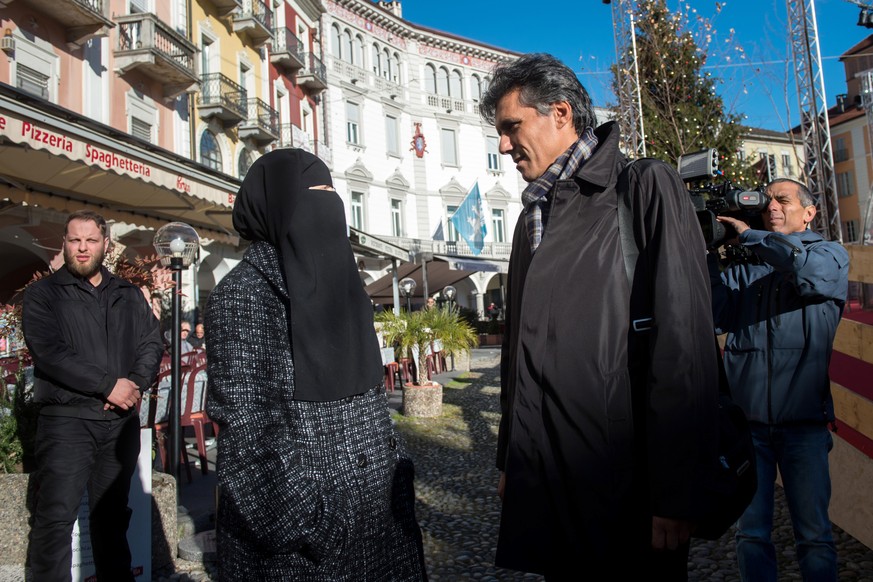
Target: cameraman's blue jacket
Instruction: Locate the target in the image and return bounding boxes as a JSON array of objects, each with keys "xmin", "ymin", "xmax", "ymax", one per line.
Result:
[{"xmin": 710, "ymin": 229, "xmax": 848, "ymax": 425}]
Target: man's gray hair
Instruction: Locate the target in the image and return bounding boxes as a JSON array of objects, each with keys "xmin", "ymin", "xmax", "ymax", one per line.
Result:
[
  {"xmin": 479, "ymin": 53, "xmax": 596, "ymax": 136},
  {"xmin": 767, "ymin": 178, "xmax": 816, "ymax": 207}
]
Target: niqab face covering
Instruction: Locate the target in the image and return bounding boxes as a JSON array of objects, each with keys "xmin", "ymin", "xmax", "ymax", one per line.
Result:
[{"xmin": 233, "ymin": 149, "xmax": 383, "ymax": 401}]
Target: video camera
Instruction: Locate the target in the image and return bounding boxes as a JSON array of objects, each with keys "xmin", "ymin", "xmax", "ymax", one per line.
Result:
[{"xmin": 677, "ymin": 148, "xmax": 768, "ymax": 249}]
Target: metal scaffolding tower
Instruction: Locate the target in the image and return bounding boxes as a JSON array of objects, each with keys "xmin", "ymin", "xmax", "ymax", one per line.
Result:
[
  {"xmin": 787, "ymin": 0, "xmax": 842, "ymax": 242},
  {"xmin": 608, "ymin": 0, "xmax": 646, "ymax": 159}
]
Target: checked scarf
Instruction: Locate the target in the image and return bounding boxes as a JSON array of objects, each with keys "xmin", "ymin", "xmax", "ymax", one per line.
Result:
[{"xmin": 521, "ymin": 128, "xmax": 598, "ymax": 252}]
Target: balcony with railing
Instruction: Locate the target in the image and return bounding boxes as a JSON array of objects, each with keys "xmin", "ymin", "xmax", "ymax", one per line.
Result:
[
  {"xmin": 328, "ymin": 56, "xmax": 404, "ymax": 101},
  {"xmin": 197, "ymin": 74, "xmax": 247, "ymax": 126},
  {"xmin": 114, "ymin": 13, "xmax": 199, "ymax": 99},
  {"xmin": 297, "ymin": 53, "xmax": 328, "ymax": 93},
  {"xmin": 377, "ymin": 236, "xmax": 512, "ymax": 260},
  {"xmin": 239, "ymin": 98, "xmax": 279, "ymax": 145},
  {"xmin": 271, "ymin": 28, "xmax": 306, "ymax": 71},
  {"xmin": 275, "ymin": 123, "xmax": 313, "ymax": 151},
  {"xmin": 424, "ymin": 92, "xmax": 468, "ymax": 114},
  {"xmin": 206, "ymin": 0, "xmax": 242, "ymax": 17},
  {"xmin": 12, "ymin": 0, "xmax": 113, "ymax": 48},
  {"xmin": 233, "ymin": 0, "xmax": 274, "ymax": 48},
  {"xmin": 330, "ymin": 57, "xmax": 368, "ymax": 84},
  {"xmin": 435, "ymin": 240, "xmax": 512, "ymax": 260},
  {"xmin": 372, "ymin": 74, "xmax": 405, "ymax": 100}
]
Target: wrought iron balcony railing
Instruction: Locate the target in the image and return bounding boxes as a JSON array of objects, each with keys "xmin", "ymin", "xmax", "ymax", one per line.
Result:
[
  {"xmin": 239, "ymin": 98, "xmax": 279, "ymax": 143},
  {"xmin": 233, "ymin": 0, "xmax": 274, "ymax": 47},
  {"xmin": 271, "ymin": 28, "xmax": 305, "ymax": 70},
  {"xmin": 115, "ymin": 12, "xmax": 198, "ymax": 97},
  {"xmin": 297, "ymin": 52, "xmax": 327, "ymax": 93},
  {"xmin": 244, "ymin": 0, "xmax": 273, "ymax": 29},
  {"xmin": 197, "ymin": 73, "xmax": 247, "ymax": 124}
]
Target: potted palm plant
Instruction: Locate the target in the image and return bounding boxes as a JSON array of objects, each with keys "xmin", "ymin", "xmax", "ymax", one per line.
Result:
[{"xmin": 376, "ymin": 306, "xmax": 478, "ymax": 417}]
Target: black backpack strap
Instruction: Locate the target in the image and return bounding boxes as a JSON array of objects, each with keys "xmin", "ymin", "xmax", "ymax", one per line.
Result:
[
  {"xmin": 618, "ymin": 159, "xmax": 732, "ymax": 397},
  {"xmin": 616, "ymin": 159, "xmax": 654, "ymax": 332}
]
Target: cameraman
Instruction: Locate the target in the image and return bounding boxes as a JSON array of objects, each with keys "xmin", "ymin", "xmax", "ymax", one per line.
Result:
[{"xmin": 709, "ymin": 178, "xmax": 848, "ymax": 582}]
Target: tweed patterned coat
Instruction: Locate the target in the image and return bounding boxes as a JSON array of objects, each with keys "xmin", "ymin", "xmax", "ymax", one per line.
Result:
[{"xmin": 206, "ymin": 242, "xmax": 427, "ymax": 581}]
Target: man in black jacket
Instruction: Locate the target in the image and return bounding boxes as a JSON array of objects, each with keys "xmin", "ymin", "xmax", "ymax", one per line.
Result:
[
  {"xmin": 23, "ymin": 210, "xmax": 163, "ymax": 581},
  {"xmin": 479, "ymin": 54, "xmax": 718, "ymax": 580}
]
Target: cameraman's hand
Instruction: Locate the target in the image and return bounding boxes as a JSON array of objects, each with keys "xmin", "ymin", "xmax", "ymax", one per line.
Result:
[{"xmin": 716, "ymin": 215, "xmax": 750, "ymax": 237}]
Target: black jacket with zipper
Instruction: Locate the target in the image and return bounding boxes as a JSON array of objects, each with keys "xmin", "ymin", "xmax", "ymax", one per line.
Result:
[{"xmin": 23, "ymin": 265, "xmax": 163, "ymax": 420}]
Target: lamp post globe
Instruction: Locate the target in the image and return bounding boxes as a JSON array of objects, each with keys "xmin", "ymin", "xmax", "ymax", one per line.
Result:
[
  {"xmin": 154, "ymin": 222, "xmax": 200, "ymax": 268},
  {"xmin": 399, "ymin": 277, "xmax": 416, "ymax": 312},
  {"xmin": 152, "ymin": 222, "xmax": 200, "ymax": 492}
]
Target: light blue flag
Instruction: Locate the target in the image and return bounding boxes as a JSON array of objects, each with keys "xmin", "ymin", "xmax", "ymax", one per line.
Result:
[{"xmin": 450, "ymin": 182, "xmax": 487, "ymax": 256}]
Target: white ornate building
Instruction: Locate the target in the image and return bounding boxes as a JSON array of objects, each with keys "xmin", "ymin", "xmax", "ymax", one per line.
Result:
[{"xmin": 318, "ymin": 0, "xmax": 523, "ymax": 314}]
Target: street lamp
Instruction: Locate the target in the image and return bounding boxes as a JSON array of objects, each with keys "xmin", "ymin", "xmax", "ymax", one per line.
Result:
[
  {"xmin": 442, "ymin": 285, "xmax": 457, "ymax": 311},
  {"xmin": 399, "ymin": 277, "xmax": 416, "ymax": 312},
  {"xmin": 153, "ymin": 222, "xmax": 200, "ymax": 493}
]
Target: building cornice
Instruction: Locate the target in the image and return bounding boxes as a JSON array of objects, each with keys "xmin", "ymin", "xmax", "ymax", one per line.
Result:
[{"xmin": 326, "ymin": 0, "xmax": 517, "ymax": 66}]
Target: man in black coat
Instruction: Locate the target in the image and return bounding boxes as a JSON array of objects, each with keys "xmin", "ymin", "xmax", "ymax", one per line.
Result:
[
  {"xmin": 479, "ymin": 53, "xmax": 719, "ymax": 580},
  {"xmin": 23, "ymin": 210, "xmax": 163, "ymax": 581}
]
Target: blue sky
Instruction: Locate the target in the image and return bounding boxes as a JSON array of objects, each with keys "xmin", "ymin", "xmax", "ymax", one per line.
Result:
[{"xmin": 397, "ymin": 0, "xmax": 868, "ymax": 132}]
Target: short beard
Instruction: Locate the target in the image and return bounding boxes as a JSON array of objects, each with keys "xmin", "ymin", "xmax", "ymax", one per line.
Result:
[{"xmin": 64, "ymin": 245, "xmax": 105, "ymax": 280}]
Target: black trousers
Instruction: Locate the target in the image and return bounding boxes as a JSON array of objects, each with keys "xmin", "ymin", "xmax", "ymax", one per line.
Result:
[{"xmin": 30, "ymin": 413, "xmax": 140, "ymax": 582}]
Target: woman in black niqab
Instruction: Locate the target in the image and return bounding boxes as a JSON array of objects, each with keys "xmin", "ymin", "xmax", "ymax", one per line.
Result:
[
  {"xmin": 232, "ymin": 148, "xmax": 383, "ymax": 401},
  {"xmin": 206, "ymin": 149, "xmax": 427, "ymax": 580}
]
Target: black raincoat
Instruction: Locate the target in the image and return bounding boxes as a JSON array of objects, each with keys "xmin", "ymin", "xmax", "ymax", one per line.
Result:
[{"xmin": 496, "ymin": 122, "xmax": 719, "ymax": 575}]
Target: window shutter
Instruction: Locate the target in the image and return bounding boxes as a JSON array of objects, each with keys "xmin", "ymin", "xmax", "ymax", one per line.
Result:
[
  {"xmin": 16, "ymin": 64, "xmax": 49, "ymax": 100},
  {"xmin": 131, "ymin": 117, "xmax": 152, "ymax": 142}
]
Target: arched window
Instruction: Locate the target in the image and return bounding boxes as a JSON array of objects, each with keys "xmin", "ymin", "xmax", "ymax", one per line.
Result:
[
  {"xmin": 437, "ymin": 66, "xmax": 449, "ymax": 96},
  {"xmin": 482, "ymin": 76, "xmax": 490, "ymax": 94},
  {"xmin": 450, "ymin": 69, "xmax": 463, "ymax": 98},
  {"xmin": 471, "ymin": 74, "xmax": 482, "ymax": 101},
  {"xmin": 331, "ymin": 24, "xmax": 341, "ymax": 59},
  {"xmin": 391, "ymin": 52, "xmax": 400, "ymax": 83},
  {"xmin": 341, "ymin": 29, "xmax": 352, "ymax": 63},
  {"xmin": 238, "ymin": 149, "xmax": 255, "ymax": 178},
  {"xmin": 382, "ymin": 48, "xmax": 391, "ymax": 79},
  {"xmin": 425, "ymin": 64, "xmax": 437, "ymax": 94},
  {"xmin": 353, "ymin": 34, "xmax": 364, "ymax": 66},
  {"xmin": 371, "ymin": 43, "xmax": 381, "ymax": 75},
  {"xmin": 200, "ymin": 131, "xmax": 222, "ymax": 171}
]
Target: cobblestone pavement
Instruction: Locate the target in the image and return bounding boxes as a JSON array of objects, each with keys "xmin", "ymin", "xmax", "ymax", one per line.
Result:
[
  {"xmin": 394, "ymin": 350, "xmax": 873, "ymax": 582},
  {"xmin": 158, "ymin": 349, "xmax": 873, "ymax": 581}
]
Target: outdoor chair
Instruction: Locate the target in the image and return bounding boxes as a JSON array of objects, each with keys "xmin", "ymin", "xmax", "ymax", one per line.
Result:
[
  {"xmin": 384, "ymin": 362, "xmax": 399, "ymax": 392},
  {"xmin": 144, "ymin": 366, "xmax": 194, "ymax": 483}
]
